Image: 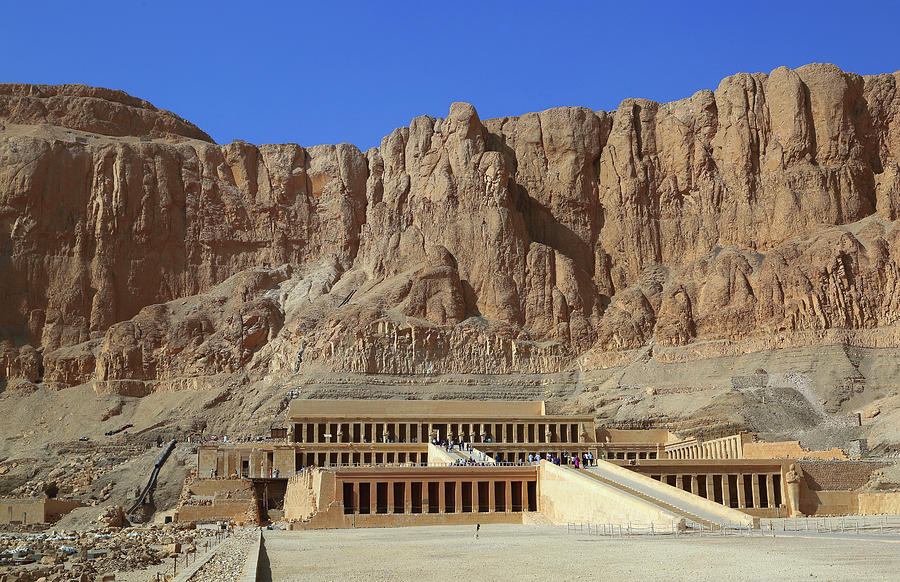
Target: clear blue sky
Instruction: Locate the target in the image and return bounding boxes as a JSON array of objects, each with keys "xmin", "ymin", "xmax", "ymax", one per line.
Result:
[{"xmin": 2, "ymin": 1, "xmax": 898, "ymax": 149}]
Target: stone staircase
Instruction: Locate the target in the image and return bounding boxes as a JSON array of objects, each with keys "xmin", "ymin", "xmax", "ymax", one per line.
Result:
[{"xmin": 576, "ymin": 468, "xmax": 714, "ymax": 528}]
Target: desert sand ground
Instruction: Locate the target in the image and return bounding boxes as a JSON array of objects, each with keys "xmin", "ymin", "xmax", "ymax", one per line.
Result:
[{"xmin": 258, "ymin": 524, "xmax": 900, "ymax": 582}]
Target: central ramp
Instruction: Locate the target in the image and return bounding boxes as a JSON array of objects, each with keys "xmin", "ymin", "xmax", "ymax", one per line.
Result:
[{"xmin": 579, "ymin": 461, "xmax": 753, "ymax": 528}]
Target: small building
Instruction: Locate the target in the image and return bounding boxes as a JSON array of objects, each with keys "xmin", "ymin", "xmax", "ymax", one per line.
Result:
[{"xmin": 1, "ymin": 498, "xmax": 83, "ymax": 525}]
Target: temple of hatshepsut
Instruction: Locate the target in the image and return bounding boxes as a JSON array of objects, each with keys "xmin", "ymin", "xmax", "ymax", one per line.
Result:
[{"xmin": 175, "ymin": 399, "xmax": 898, "ymax": 529}]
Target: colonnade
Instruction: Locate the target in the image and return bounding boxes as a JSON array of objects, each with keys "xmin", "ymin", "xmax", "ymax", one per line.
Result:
[
  {"xmin": 665, "ymin": 435, "xmax": 743, "ymax": 460},
  {"xmin": 298, "ymin": 450, "xmax": 426, "ymax": 467},
  {"xmin": 294, "ymin": 420, "xmax": 583, "ymax": 445},
  {"xmin": 340, "ymin": 477, "xmax": 538, "ymax": 515},
  {"xmin": 651, "ymin": 471, "xmax": 781, "ymax": 509}
]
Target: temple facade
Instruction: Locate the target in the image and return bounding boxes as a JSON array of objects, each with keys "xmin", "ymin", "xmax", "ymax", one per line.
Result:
[
  {"xmin": 184, "ymin": 398, "xmax": 882, "ymax": 528},
  {"xmin": 198, "ymin": 399, "xmax": 596, "ymax": 478}
]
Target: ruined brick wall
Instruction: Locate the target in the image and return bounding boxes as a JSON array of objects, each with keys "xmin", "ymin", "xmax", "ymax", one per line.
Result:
[{"xmin": 799, "ymin": 461, "xmax": 888, "ymax": 491}]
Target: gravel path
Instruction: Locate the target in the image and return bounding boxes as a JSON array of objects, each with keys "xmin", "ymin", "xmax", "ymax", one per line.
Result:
[{"xmin": 188, "ymin": 529, "xmax": 256, "ymax": 581}]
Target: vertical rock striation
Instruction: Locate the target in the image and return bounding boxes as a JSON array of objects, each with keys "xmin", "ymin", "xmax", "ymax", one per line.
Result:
[{"xmin": 1, "ymin": 64, "xmax": 900, "ymax": 390}]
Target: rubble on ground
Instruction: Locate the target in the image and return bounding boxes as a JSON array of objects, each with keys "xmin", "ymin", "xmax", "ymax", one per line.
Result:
[{"xmin": 0, "ymin": 522, "xmax": 223, "ymax": 581}]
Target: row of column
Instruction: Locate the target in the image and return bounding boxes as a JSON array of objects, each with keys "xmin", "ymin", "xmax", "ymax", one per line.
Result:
[
  {"xmin": 299, "ymin": 451, "xmax": 425, "ymax": 467},
  {"xmin": 606, "ymin": 450, "xmax": 659, "ymax": 460},
  {"xmin": 667, "ymin": 436, "xmax": 741, "ymax": 460},
  {"xmin": 654, "ymin": 472, "xmax": 779, "ymax": 509},
  {"xmin": 343, "ymin": 479, "xmax": 536, "ymax": 514},
  {"xmin": 296, "ymin": 422, "xmax": 581, "ymax": 445}
]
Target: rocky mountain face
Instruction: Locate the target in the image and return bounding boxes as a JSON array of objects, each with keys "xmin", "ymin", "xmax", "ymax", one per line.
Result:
[{"xmin": 2, "ymin": 66, "xmax": 900, "ymax": 428}]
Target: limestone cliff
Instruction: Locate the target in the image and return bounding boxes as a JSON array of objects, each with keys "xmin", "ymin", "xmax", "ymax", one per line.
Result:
[{"xmin": 2, "ymin": 64, "xmax": 900, "ymax": 424}]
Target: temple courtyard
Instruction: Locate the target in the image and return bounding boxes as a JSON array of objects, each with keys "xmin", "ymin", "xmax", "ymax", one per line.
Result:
[{"xmin": 257, "ymin": 523, "xmax": 900, "ymax": 581}]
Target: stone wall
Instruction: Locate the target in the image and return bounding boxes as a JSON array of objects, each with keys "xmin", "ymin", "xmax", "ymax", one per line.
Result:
[
  {"xmin": 0, "ymin": 498, "xmax": 46, "ymax": 524},
  {"xmin": 187, "ymin": 478, "xmax": 252, "ymax": 497},
  {"xmin": 799, "ymin": 461, "xmax": 887, "ymax": 491},
  {"xmin": 743, "ymin": 441, "xmax": 847, "ymax": 460},
  {"xmin": 858, "ymin": 492, "xmax": 900, "ymax": 515},
  {"xmin": 176, "ymin": 502, "xmax": 255, "ymax": 523},
  {"xmin": 0, "ymin": 498, "xmax": 82, "ymax": 524},
  {"xmin": 175, "ymin": 477, "xmax": 256, "ymax": 523},
  {"xmin": 283, "ymin": 469, "xmax": 336, "ymax": 522}
]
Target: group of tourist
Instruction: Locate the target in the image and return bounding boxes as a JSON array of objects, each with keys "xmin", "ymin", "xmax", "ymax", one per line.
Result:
[{"xmin": 525, "ymin": 451, "xmax": 595, "ymax": 467}]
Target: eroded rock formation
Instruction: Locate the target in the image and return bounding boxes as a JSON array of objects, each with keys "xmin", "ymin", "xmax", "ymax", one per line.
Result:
[{"xmin": 1, "ymin": 64, "xmax": 900, "ymax": 397}]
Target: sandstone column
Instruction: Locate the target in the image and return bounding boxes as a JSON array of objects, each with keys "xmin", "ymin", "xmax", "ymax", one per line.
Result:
[
  {"xmin": 352, "ymin": 482, "xmax": 360, "ymax": 514},
  {"xmin": 737, "ymin": 474, "xmax": 747, "ymax": 508},
  {"xmin": 455, "ymin": 481, "xmax": 463, "ymax": 513},
  {"xmin": 722, "ymin": 475, "xmax": 731, "ymax": 507},
  {"xmin": 505, "ymin": 480, "xmax": 513, "ymax": 512},
  {"xmin": 387, "ymin": 482, "xmax": 395, "ymax": 514},
  {"xmin": 675, "ymin": 475, "xmax": 684, "ymax": 490},
  {"xmin": 690, "ymin": 475, "xmax": 699, "ymax": 496},
  {"xmin": 473, "ymin": 481, "xmax": 480, "ymax": 512},
  {"xmin": 489, "ymin": 480, "xmax": 496, "ymax": 512},
  {"xmin": 766, "ymin": 473, "xmax": 776, "ymax": 508},
  {"xmin": 751, "ymin": 474, "xmax": 761, "ymax": 508}
]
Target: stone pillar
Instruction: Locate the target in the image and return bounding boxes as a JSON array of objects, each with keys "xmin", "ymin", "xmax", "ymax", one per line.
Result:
[
  {"xmin": 489, "ymin": 480, "xmax": 496, "ymax": 512},
  {"xmin": 352, "ymin": 482, "xmax": 360, "ymax": 514},
  {"xmin": 737, "ymin": 474, "xmax": 746, "ymax": 508},
  {"xmin": 405, "ymin": 482, "xmax": 413, "ymax": 514},
  {"xmin": 505, "ymin": 480, "xmax": 512, "ymax": 512},
  {"xmin": 675, "ymin": 475, "xmax": 684, "ymax": 490},
  {"xmin": 473, "ymin": 481, "xmax": 480, "ymax": 512},
  {"xmin": 705, "ymin": 474, "xmax": 714, "ymax": 500},
  {"xmin": 751, "ymin": 474, "xmax": 761, "ymax": 508},
  {"xmin": 387, "ymin": 481, "xmax": 395, "ymax": 513},
  {"xmin": 370, "ymin": 482, "xmax": 378, "ymax": 514},
  {"xmin": 722, "ymin": 475, "xmax": 731, "ymax": 507},
  {"xmin": 766, "ymin": 473, "xmax": 776, "ymax": 508},
  {"xmin": 438, "ymin": 482, "xmax": 446, "ymax": 514},
  {"xmin": 455, "ymin": 481, "xmax": 463, "ymax": 513},
  {"xmin": 690, "ymin": 475, "xmax": 699, "ymax": 496}
]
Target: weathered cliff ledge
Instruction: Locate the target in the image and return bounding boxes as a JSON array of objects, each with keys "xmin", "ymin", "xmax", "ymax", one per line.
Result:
[{"xmin": 1, "ymin": 64, "xmax": 900, "ymax": 398}]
